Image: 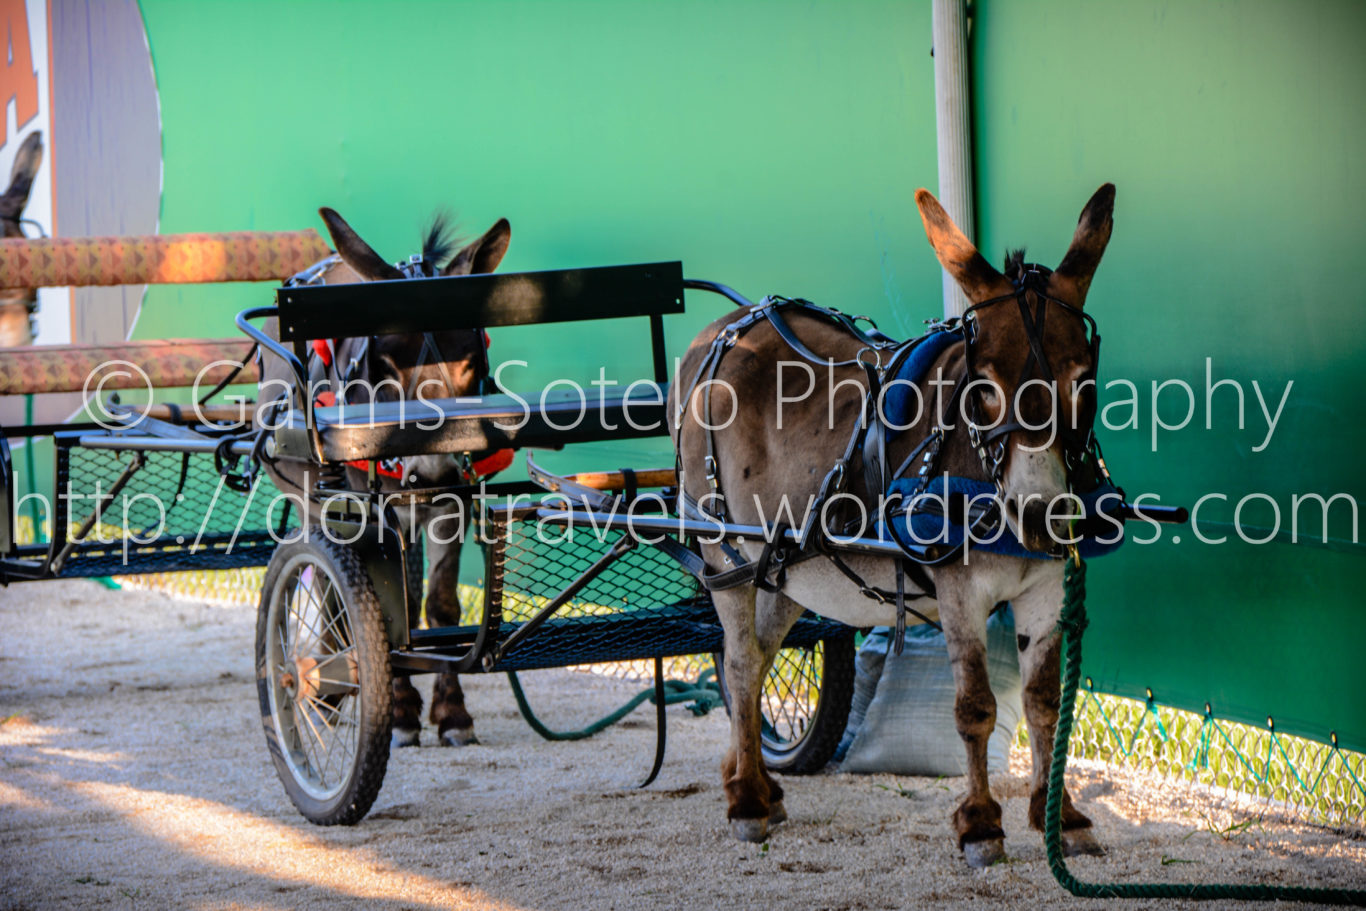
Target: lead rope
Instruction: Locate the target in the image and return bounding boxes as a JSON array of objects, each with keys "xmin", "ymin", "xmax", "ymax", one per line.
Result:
[{"xmin": 1044, "ymin": 550, "xmax": 1366, "ymax": 905}]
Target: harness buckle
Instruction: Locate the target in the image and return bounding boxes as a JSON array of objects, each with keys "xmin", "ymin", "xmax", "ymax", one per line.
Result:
[
  {"xmin": 823, "ymin": 460, "xmax": 846, "ymax": 493},
  {"xmin": 967, "ymin": 423, "xmax": 981, "ymax": 447},
  {"xmin": 703, "ymin": 455, "xmax": 719, "ymax": 484},
  {"xmin": 720, "ymin": 327, "xmax": 740, "ymax": 348},
  {"xmin": 398, "ymin": 254, "xmax": 427, "ymax": 280},
  {"xmin": 855, "ymin": 347, "xmax": 882, "ymax": 370},
  {"xmin": 923, "ymin": 316, "xmax": 959, "ymax": 333}
]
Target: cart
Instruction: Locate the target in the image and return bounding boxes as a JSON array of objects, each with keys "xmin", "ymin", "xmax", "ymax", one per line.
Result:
[{"xmin": 0, "ymin": 262, "xmax": 858, "ymax": 825}]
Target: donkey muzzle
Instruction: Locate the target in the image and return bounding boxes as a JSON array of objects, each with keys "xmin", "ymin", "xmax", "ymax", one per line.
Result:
[{"xmin": 1008, "ymin": 498, "xmax": 1069, "ymax": 556}]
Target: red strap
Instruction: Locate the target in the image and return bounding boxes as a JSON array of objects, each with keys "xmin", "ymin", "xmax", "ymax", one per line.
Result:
[
  {"xmin": 311, "ymin": 338, "xmax": 334, "ymax": 367},
  {"xmin": 344, "ymin": 458, "xmax": 405, "ymax": 479},
  {"xmin": 314, "ymin": 389, "xmax": 336, "ymax": 407},
  {"xmin": 471, "ymin": 448, "xmax": 513, "ymax": 477}
]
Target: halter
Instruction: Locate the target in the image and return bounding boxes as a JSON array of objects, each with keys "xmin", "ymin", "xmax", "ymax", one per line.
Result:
[
  {"xmin": 279, "ymin": 252, "xmax": 499, "ymax": 487},
  {"xmin": 396, "ymin": 255, "xmax": 493, "ymax": 401},
  {"xmin": 289, "ymin": 253, "xmax": 494, "ymax": 404},
  {"xmin": 960, "ymin": 262, "xmax": 1103, "ymax": 495}
]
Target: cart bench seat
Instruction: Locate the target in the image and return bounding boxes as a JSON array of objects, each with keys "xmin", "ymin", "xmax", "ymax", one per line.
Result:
[{"xmin": 298, "ymin": 384, "xmax": 670, "ymax": 462}]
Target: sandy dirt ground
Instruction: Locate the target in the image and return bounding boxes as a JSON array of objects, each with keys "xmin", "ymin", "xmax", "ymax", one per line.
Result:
[{"xmin": 1, "ymin": 580, "xmax": 1362, "ymax": 911}]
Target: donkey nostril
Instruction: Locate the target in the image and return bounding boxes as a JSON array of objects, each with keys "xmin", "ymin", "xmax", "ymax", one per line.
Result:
[{"xmin": 1003, "ymin": 499, "xmax": 1021, "ymax": 523}]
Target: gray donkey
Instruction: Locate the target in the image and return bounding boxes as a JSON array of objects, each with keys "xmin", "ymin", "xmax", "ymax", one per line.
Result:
[{"xmin": 256, "ymin": 207, "xmax": 511, "ymax": 748}]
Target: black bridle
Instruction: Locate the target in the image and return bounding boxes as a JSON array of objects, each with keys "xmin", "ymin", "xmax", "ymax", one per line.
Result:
[
  {"xmin": 960, "ymin": 262, "xmax": 1103, "ymax": 495},
  {"xmin": 393, "ymin": 255, "xmax": 494, "ymax": 399}
]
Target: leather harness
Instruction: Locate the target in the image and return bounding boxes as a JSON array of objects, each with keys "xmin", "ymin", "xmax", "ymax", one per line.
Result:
[{"xmin": 675, "ymin": 265, "xmax": 1110, "ymax": 651}]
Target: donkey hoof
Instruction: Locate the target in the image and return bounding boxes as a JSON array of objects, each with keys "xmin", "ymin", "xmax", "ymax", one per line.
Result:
[
  {"xmin": 1062, "ymin": 827, "xmax": 1106, "ymax": 857},
  {"xmin": 729, "ymin": 817, "xmax": 769, "ymax": 843},
  {"xmin": 962, "ymin": 838, "xmax": 1006, "ymax": 868},
  {"xmin": 768, "ymin": 800, "xmax": 788, "ymax": 827},
  {"xmin": 391, "ymin": 728, "xmax": 421, "ymax": 748},
  {"xmin": 439, "ymin": 726, "xmax": 479, "ymax": 747}
]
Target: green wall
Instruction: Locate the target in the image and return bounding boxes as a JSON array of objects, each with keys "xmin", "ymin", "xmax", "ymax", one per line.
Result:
[
  {"xmin": 135, "ymin": 0, "xmax": 1365, "ymax": 749},
  {"xmin": 138, "ymin": 0, "xmax": 941, "ymax": 474},
  {"xmin": 973, "ymin": 0, "xmax": 1366, "ymax": 749}
]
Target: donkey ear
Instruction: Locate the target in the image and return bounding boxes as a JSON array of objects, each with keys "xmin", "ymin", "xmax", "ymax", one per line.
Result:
[
  {"xmin": 444, "ymin": 217, "xmax": 511, "ymax": 276},
  {"xmin": 914, "ymin": 188, "xmax": 1006, "ymax": 300},
  {"xmin": 318, "ymin": 207, "xmax": 403, "ymax": 282},
  {"xmin": 1054, "ymin": 183, "xmax": 1115, "ymax": 304},
  {"xmin": 0, "ymin": 131, "xmax": 43, "ymax": 220}
]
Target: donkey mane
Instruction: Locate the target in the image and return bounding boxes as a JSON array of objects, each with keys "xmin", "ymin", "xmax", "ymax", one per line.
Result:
[
  {"xmin": 421, "ymin": 210, "xmax": 460, "ymax": 271},
  {"xmin": 1003, "ymin": 247, "xmax": 1027, "ymax": 281}
]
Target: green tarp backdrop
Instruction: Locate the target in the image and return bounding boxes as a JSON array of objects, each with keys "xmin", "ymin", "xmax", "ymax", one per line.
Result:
[{"xmin": 135, "ymin": 0, "xmax": 1364, "ymax": 750}]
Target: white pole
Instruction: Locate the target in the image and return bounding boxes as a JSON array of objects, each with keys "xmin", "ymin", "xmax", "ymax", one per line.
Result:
[{"xmin": 932, "ymin": 0, "xmax": 975, "ymax": 318}]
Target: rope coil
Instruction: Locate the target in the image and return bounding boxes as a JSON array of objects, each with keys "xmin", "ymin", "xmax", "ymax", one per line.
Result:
[
  {"xmin": 505, "ymin": 668, "xmax": 723, "ymax": 742},
  {"xmin": 1044, "ymin": 553, "xmax": 1366, "ymax": 905}
]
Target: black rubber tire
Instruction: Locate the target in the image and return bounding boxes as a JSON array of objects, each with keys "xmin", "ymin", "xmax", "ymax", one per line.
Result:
[
  {"xmin": 256, "ymin": 538, "xmax": 393, "ymax": 825},
  {"xmin": 714, "ymin": 631, "xmax": 856, "ymax": 774}
]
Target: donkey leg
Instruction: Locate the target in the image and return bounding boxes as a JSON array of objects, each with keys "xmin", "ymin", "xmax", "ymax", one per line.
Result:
[
  {"xmin": 940, "ymin": 589, "xmax": 1005, "ymax": 867},
  {"xmin": 715, "ymin": 585, "xmax": 778, "ymax": 842},
  {"xmin": 425, "ymin": 532, "xmax": 478, "ymax": 746},
  {"xmin": 392, "ymin": 674, "xmax": 424, "ymax": 747},
  {"xmin": 749, "ymin": 590, "xmax": 807, "ymax": 829},
  {"xmin": 431, "ymin": 672, "xmax": 478, "ymax": 745},
  {"xmin": 1012, "ymin": 576, "xmax": 1102, "ymax": 856}
]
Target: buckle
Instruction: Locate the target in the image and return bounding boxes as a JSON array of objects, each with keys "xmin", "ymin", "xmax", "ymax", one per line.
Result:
[
  {"xmin": 823, "ymin": 460, "xmax": 846, "ymax": 493},
  {"xmin": 855, "ymin": 347, "xmax": 882, "ymax": 370}
]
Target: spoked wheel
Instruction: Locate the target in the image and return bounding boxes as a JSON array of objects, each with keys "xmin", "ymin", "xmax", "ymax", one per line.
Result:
[
  {"xmin": 256, "ymin": 538, "xmax": 393, "ymax": 825},
  {"xmin": 715, "ymin": 633, "xmax": 855, "ymax": 774}
]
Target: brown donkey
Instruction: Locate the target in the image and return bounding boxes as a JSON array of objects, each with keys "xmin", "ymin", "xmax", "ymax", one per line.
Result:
[
  {"xmin": 257, "ymin": 207, "xmax": 511, "ymax": 748},
  {"xmin": 670, "ymin": 185, "xmax": 1115, "ymax": 865}
]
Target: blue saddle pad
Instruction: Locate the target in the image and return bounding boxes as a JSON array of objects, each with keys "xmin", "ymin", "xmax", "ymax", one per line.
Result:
[
  {"xmin": 881, "ymin": 328, "xmax": 961, "ymax": 431},
  {"xmin": 883, "ymin": 474, "xmax": 1126, "ymax": 560}
]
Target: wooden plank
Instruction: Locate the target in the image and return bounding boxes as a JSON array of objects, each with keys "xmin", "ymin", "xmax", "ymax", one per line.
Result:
[
  {"xmin": 0, "ymin": 231, "xmax": 332, "ymax": 288},
  {"xmin": 0, "ymin": 337, "xmax": 255, "ymax": 395},
  {"xmin": 567, "ymin": 468, "xmax": 676, "ymax": 490}
]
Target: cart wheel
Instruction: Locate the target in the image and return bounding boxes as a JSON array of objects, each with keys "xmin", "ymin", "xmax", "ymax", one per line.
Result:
[
  {"xmin": 256, "ymin": 538, "xmax": 393, "ymax": 825},
  {"xmin": 715, "ymin": 633, "xmax": 855, "ymax": 774}
]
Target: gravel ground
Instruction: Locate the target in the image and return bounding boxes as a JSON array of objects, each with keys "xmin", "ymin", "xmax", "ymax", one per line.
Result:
[{"xmin": 1, "ymin": 580, "xmax": 1362, "ymax": 910}]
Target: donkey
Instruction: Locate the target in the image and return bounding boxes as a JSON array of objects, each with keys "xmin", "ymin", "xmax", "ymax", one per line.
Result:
[
  {"xmin": 0, "ymin": 131, "xmax": 45, "ymax": 347},
  {"xmin": 670, "ymin": 184, "xmax": 1115, "ymax": 865},
  {"xmin": 257, "ymin": 206, "xmax": 511, "ymax": 748}
]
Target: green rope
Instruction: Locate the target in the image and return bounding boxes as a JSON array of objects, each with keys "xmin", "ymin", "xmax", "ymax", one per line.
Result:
[
  {"xmin": 506, "ymin": 668, "xmax": 724, "ymax": 742},
  {"xmin": 1044, "ymin": 553, "xmax": 1366, "ymax": 905}
]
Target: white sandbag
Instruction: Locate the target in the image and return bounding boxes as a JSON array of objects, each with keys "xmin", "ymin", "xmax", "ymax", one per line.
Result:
[{"xmin": 836, "ymin": 607, "xmax": 1022, "ymax": 777}]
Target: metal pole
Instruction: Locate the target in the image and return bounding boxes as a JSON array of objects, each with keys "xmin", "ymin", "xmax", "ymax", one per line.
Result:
[{"xmin": 932, "ymin": 0, "xmax": 976, "ymax": 318}]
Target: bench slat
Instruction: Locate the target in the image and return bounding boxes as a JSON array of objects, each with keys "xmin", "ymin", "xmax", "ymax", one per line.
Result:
[{"xmin": 275, "ymin": 261, "xmax": 684, "ymax": 342}]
